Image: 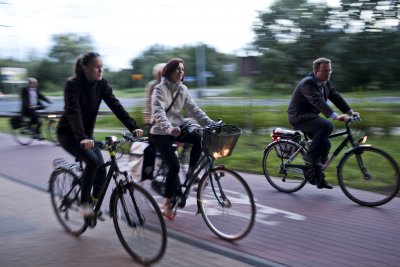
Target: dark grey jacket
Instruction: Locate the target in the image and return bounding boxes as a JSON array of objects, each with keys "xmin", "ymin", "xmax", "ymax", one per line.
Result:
[{"xmin": 288, "ymin": 73, "xmax": 351, "ymax": 125}]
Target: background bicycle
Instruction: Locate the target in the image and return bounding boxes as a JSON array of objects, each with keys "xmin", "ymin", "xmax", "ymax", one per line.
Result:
[
  {"xmin": 48, "ymin": 133, "xmax": 167, "ymax": 265},
  {"xmin": 262, "ymin": 115, "xmax": 400, "ymax": 207},
  {"xmin": 128, "ymin": 121, "xmax": 256, "ymax": 241},
  {"xmin": 9, "ymin": 106, "xmax": 61, "ymax": 145}
]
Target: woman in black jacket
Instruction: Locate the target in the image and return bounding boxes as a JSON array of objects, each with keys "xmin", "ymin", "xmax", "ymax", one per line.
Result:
[{"xmin": 57, "ymin": 52, "xmax": 143, "ymax": 218}]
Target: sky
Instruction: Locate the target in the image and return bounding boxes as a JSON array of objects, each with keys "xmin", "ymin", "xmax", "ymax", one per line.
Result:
[{"xmin": 0, "ymin": 0, "xmax": 339, "ymax": 71}]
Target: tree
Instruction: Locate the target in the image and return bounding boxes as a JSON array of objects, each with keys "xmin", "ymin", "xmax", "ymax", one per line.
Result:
[
  {"xmin": 48, "ymin": 33, "xmax": 94, "ymax": 64},
  {"xmin": 252, "ymin": 0, "xmax": 400, "ymax": 92}
]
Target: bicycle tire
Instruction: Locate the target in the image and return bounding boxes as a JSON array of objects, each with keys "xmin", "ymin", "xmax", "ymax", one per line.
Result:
[
  {"xmin": 338, "ymin": 146, "xmax": 400, "ymax": 207},
  {"xmin": 262, "ymin": 140, "xmax": 307, "ymax": 193},
  {"xmin": 47, "ymin": 119, "xmax": 59, "ymax": 144},
  {"xmin": 197, "ymin": 166, "xmax": 256, "ymax": 241},
  {"xmin": 11, "ymin": 119, "xmax": 34, "ymax": 145},
  {"xmin": 111, "ymin": 182, "xmax": 167, "ymax": 265},
  {"xmin": 49, "ymin": 168, "xmax": 88, "ymax": 236}
]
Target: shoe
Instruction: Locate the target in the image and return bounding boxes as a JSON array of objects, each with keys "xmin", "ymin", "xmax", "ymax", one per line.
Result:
[
  {"xmin": 317, "ymin": 178, "xmax": 333, "ymax": 189},
  {"xmin": 162, "ymin": 210, "xmax": 176, "ymax": 221},
  {"xmin": 80, "ymin": 203, "xmax": 95, "ymax": 218},
  {"xmin": 161, "ymin": 199, "xmax": 176, "ymax": 221}
]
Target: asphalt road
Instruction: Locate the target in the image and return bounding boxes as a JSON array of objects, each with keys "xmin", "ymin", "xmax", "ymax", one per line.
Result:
[{"xmin": 0, "ymin": 132, "xmax": 399, "ymax": 267}]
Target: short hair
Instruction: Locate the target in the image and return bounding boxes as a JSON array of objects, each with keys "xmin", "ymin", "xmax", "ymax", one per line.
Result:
[
  {"xmin": 162, "ymin": 58, "xmax": 184, "ymax": 81},
  {"xmin": 313, "ymin": 57, "xmax": 331, "ymax": 71}
]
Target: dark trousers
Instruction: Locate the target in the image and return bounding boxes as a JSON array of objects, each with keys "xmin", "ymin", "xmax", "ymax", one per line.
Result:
[
  {"xmin": 57, "ymin": 133, "xmax": 106, "ymax": 204},
  {"xmin": 292, "ymin": 116, "xmax": 334, "ymax": 164},
  {"xmin": 150, "ymin": 131, "xmax": 202, "ymax": 198}
]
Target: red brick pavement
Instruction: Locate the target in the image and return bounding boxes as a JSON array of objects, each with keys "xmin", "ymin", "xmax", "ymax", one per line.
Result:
[{"xmin": 1, "ymin": 133, "xmax": 399, "ymax": 267}]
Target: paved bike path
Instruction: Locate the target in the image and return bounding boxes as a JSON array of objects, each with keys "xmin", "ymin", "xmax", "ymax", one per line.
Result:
[{"xmin": 1, "ymin": 132, "xmax": 400, "ymax": 267}]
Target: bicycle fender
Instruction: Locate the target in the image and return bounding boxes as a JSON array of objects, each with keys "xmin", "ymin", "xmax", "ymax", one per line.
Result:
[{"xmin": 109, "ymin": 188, "xmax": 119, "ymax": 218}]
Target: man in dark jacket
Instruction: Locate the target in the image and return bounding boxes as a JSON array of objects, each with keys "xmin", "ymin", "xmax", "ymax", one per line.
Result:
[
  {"xmin": 20, "ymin": 77, "xmax": 51, "ymax": 140},
  {"xmin": 288, "ymin": 57, "xmax": 359, "ymax": 189}
]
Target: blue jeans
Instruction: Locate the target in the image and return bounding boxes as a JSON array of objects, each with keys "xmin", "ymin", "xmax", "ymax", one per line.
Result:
[{"xmin": 57, "ymin": 133, "xmax": 106, "ymax": 204}]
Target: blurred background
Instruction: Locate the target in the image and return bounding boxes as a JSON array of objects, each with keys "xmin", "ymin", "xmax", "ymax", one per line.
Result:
[{"xmin": 1, "ymin": 0, "xmax": 399, "ymax": 173}]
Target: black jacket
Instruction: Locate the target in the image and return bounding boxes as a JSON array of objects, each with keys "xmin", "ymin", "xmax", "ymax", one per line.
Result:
[
  {"xmin": 57, "ymin": 78, "xmax": 139, "ymax": 142},
  {"xmin": 287, "ymin": 73, "xmax": 351, "ymax": 125},
  {"xmin": 20, "ymin": 86, "xmax": 51, "ymax": 115}
]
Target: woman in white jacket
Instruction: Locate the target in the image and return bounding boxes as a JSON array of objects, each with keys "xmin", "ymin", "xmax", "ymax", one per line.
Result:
[{"xmin": 150, "ymin": 58, "xmax": 214, "ymax": 221}]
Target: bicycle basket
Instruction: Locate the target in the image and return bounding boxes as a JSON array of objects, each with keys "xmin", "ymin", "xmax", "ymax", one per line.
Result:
[{"xmin": 202, "ymin": 124, "xmax": 241, "ymax": 159}]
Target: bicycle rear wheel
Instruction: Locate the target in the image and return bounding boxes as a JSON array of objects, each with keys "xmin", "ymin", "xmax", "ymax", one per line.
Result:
[
  {"xmin": 49, "ymin": 168, "xmax": 87, "ymax": 235},
  {"xmin": 338, "ymin": 146, "xmax": 400, "ymax": 207},
  {"xmin": 111, "ymin": 182, "xmax": 167, "ymax": 265},
  {"xmin": 262, "ymin": 140, "xmax": 307, "ymax": 193},
  {"xmin": 197, "ymin": 166, "xmax": 256, "ymax": 241}
]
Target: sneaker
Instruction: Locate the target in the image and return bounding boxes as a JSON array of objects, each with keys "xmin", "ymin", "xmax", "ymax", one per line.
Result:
[
  {"xmin": 317, "ymin": 178, "xmax": 333, "ymax": 189},
  {"xmin": 80, "ymin": 202, "xmax": 95, "ymax": 218}
]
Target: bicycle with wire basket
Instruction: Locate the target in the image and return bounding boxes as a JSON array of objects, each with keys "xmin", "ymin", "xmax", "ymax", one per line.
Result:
[
  {"xmin": 262, "ymin": 114, "xmax": 400, "ymax": 207},
  {"xmin": 128, "ymin": 120, "xmax": 256, "ymax": 241},
  {"xmin": 48, "ymin": 133, "xmax": 167, "ymax": 265}
]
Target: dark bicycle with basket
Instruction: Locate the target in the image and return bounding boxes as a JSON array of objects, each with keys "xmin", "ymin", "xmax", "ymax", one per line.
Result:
[{"xmin": 127, "ymin": 120, "xmax": 256, "ymax": 241}]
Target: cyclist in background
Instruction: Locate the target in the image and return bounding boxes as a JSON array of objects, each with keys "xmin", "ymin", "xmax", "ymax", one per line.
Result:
[
  {"xmin": 150, "ymin": 58, "xmax": 214, "ymax": 221},
  {"xmin": 20, "ymin": 77, "xmax": 52, "ymax": 140},
  {"xmin": 57, "ymin": 52, "xmax": 143, "ymax": 218},
  {"xmin": 287, "ymin": 57, "xmax": 359, "ymax": 189},
  {"xmin": 142, "ymin": 62, "xmax": 166, "ymax": 133}
]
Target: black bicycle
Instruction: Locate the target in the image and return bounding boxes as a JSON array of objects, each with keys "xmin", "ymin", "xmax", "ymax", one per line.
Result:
[
  {"xmin": 48, "ymin": 133, "xmax": 167, "ymax": 265},
  {"xmin": 262, "ymin": 115, "xmax": 400, "ymax": 207},
  {"xmin": 9, "ymin": 107, "xmax": 60, "ymax": 145},
  {"xmin": 133, "ymin": 121, "xmax": 256, "ymax": 241}
]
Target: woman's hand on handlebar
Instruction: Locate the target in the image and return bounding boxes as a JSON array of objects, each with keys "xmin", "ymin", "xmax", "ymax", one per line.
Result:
[
  {"xmin": 80, "ymin": 139, "xmax": 95, "ymax": 150},
  {"xmin": 132, "ymin": 129, "xmax": 144, "ymax": 138},
  {"xmin": 167, "ymin": 126, "xmax": 181, "ymax": 137}
]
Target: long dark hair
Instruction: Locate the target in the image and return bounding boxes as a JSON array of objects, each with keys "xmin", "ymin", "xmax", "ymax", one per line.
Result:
[
  {"xmin": 73, "ymin": 52, "xmax": 101, "ymax": 80},
  {"xmin": 162, "ymin": 58, "xmax": 184, "ymax": 82}
]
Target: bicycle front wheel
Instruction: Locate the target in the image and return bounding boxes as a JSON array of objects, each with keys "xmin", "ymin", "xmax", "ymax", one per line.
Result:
[
  {"xmin": 262, "ymin": 140, "xmax": 307, "ymax": 193},
  {"xmin": 197, "ymin": 166, "xmax": 256, "ymax": 241},
  {"xmin": 338, "ymin": 146, "xmax": 400, "ymax": 207},
  {"xmin": 111, "ymin": 182, "xmax": 167, "ymax": 265},
  {"xmin": 11, "ymin": 123, "xmax": 34, "ymax": 145},
  {"xmin": 49, "ymin": 168, "xmax": 87, "ymax": 235}
]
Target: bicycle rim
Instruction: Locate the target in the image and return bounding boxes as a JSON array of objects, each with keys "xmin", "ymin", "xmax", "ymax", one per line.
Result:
[
  {"xmin": 49, "ymin": 169, "xmax": 87, "ymax": 235},
  {"xmin": 262, "ymin": 140, "xmax": 307, "ymax": 193},
  {"xmin": 12, "ymin": 126, "xmax": 34, "ymax": 145},
  {"xmin": 112, "ymin": 183, "xmax": 167, "ymax": 265},
  {"xmin": 197, "ymin": 167, "xmax": 256, "ymax": 241},
  {"xmin": 338, "ymin": 146, "xmax": 400, "ymax": 207}
]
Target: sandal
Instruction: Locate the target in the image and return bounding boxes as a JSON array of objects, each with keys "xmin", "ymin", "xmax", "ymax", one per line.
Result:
[{"xmin": 162, "ymin": 210, "xmax": 176, "ymax": 221}]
